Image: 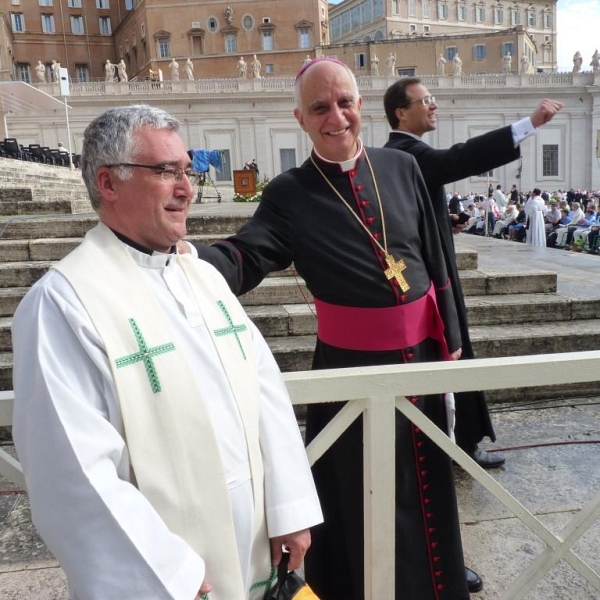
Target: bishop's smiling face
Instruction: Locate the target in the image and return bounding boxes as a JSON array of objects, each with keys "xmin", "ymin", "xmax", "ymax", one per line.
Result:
[{"xmin": 294, "ymin": 61, "xmax": 363, "ymax": 162}]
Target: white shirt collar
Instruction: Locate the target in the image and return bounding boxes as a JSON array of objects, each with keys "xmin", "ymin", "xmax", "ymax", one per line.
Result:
[{"xmin": 313, "ymin": 138, "xmax": 364, "ymax": 172}]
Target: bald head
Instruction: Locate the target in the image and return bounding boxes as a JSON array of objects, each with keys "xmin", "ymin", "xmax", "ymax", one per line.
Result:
[{"xmin": 293, "ymin": 60, "xmax": 363, "ymax": 162}]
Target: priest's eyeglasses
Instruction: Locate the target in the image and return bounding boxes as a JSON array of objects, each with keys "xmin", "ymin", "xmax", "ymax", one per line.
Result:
[
  {"xmin": 407, "ymin": 95, "xmax": 436, "ymax": 107},
  {"xmin": 105, "ymin": 163, "xmax": 199, "ymax": 185}
]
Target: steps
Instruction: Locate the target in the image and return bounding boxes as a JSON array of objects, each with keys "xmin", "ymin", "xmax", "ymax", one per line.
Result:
[
  {"xmin": 0, "ymin": 157, "xmax": 90, "ymax": 213},
  {"xmin": 0, "ymin": 208, "xmax": 599, "ymax": 403}
]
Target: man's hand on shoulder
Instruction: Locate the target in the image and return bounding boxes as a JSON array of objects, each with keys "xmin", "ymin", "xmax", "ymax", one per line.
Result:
[
  {"xmin": 270, "ymin": 528, "xmax": 312, "ymax": 571},
  {"xmin": 531, "ymin": 99, "xmax": 563, "ymax": 128}
]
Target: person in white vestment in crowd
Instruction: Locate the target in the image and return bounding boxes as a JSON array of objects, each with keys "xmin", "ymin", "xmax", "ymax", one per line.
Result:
[
  {"xmin": 11, "ymin": 105, "xmax": 322, "ymax": 600},
  {"xmin": 524, "ymin": 187, "xmax": 547, "ymax": 246}
]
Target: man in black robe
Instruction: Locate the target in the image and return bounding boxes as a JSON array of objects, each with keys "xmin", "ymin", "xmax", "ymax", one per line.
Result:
[
  {"xmin": 190, "ymin": 58, "xmax": 473, "ymax": 599},
  {"xmin": 383, "ymin": 78, "xmax": 563, "ymax": 467}
]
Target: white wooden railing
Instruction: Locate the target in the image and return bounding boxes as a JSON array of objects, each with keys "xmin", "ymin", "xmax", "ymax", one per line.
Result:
[{"xmin": 2, "ymin": 351, "xmax": 600, "ymax": 599}]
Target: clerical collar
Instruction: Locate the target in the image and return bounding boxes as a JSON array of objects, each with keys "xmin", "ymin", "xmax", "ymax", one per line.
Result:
[
  {"xmin": 313, "ymin": 138, "xmax": 364, "ymax": 172},
  {"xmin": 111, "ymin": 228, "xmax": 176, "ymax": 256}
]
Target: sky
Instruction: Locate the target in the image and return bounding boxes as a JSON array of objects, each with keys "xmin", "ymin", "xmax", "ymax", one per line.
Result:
[{"xmin": 556, "ymin": 0, "xmax": 599, "ymax": 72}]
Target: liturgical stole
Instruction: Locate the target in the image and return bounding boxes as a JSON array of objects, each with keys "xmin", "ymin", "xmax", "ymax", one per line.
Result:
[{"xmin": 54, "ymin": 223, "xmax": 273, "ymax": 600}]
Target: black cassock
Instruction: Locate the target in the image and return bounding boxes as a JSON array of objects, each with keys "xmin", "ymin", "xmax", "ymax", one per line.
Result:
[
  {"xmin": 386, "ymin": 128, "xmax": 520, "ymax": 453},
  {"xmin": 196, "ymin": 148, "xmax": 469, "ymax": 599}
]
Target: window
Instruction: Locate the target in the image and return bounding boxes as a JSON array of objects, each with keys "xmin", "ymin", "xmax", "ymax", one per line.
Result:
[
  {"xmin": 280, "ymin": 149, "xmax": 296, "ymax": 172},
  {"xmin": 225, "ymin": 33, "xmax": 236, "ymax": 53},
  {"xmin": 543, "ymin": 11, "xmax": 551, "ymax": 28},
  {"xmin": 16, "ymin": 63, "xmax": 30, "ymax": 82},
  {"xmin": 438, "ymin": 2, "xmax": 448, "ymax": 19},
  {"xmin": 41, "ymin": 14, "xmax": 55, "ymax": 33},
  {"xmin": 11, "ymin": 0, "xmax": 20, "ymax": 5},
  {"xmin": 374, "ymin": 29, "xmax": 384, "ymax": 40},
  {"xmin": 408, "ymin": 0, "xmax": 416, "ymax": 17},
  {"xmin": 215, "ymin": 150, "xmax": 231, "ymax": 182},
  {"xmin": 475, "ymin": 4, "xmax": 485, "ymax": 22},
  {"xmin": 262, "ymin": 17, "xmax": 270, "ymax": 24},
  {"xmin": 494, "ymin": 6, "xmax": 503, "ymax": 24},
  {"xmin": 331, "ymin": 16, "xmax": 341, "ymax": 40},
  {"xmin": 99, "ymin": 16, "xmax": 111, "ymax": 35},
  {"xmin": 261, "ymin": 30, "xmax": 273, "ymax": 51},
  {"xmin": 96, "ymin": 0, "xmax": 109, "ymax": 8},
  {"xmin": 502, "ymin": 42, "xmax": 514, "ymax": 57},
  {"xmin": 362, "ymin": 1, "xmax": 373, "ymax": 23},
  {"xmin": 392, "ymin": 0, "xmax": 400, "ymax": 14},
  {"xmin": 71, "ymin": 15, "xmax": 84, "ymax": 34},
  {"xmin": 125, "ymin": 0, "xmax": 133, "ymax": 9},
  {"xmin": 242, "ymin": 15, "xmax": 253, "ymax": 30},
  {"xmin": 409, "ymin": 23, "xmax": 417, "ymax": 33},
  {"xmin": 208, "ymin": 17, "xmax": 218, "ymax": 32},
  {"xmin": 355, "ymin": 52, "xmax": 367, "ymax": 69},
  {"xmin": 473, "ymin": 44, "xmax": 486, "ymax": 60},
  {"xmin": 423, "ymin": 0, "xmax": 430, "ymax": 18},
  {"xmin": 527, "ymin": 9, "xmax": 536, "ymax": 27},
  {"xmin": 157, "ymin": 37, "xmax": 170, "ymax": 58},
  {"xmin": 75, "ymin": 63, "xmax": 89, "ymax": 82},
  {"xmin": 39, "ymin": 0, "xmax": 53, "ymax": 6},
  {"xmin": 445, "ymin": 46, "xmax": 457, "ymax": 60},
  {"xmin": 341, "ymin": 11, "xmax": 351, "ymax": 35},
  {"xmin": 265, "ymin": 63, "xmax": 274, "ymax": 73},
  {"xmin": 68, "ymin": 0, "xmax": 82, "ymax": 6},
  {"xmin": 299, "ymin": 27, "xmax": 310, "ymax": 49},
  {"xmin": 510, "ymin": 7, "xmax": 521, "ymax": 25},
  {"xmin": 373, "ymin": 0, "xmax": 384, "ymax": 18},
  {"xmin": 351, "ymin": 6, "xmax": 361, "ymax": 28},
  {"xmin": 457, "ymin": 3, "xmax": 467, "ymax": 21},
  {"xmin": 543, "ymin": 144, "xmax": 558, "ymax": 177},
  {"xmin": 397, "ymin": 68, "xmax": 416, "ymax": 76},
  {"xmin": 11, "ymin": 13, "xmax": 25, "ymax": 32},
  {"xmin": 423, "ymin": 24, "xmax": 430, "ymax": 32}
]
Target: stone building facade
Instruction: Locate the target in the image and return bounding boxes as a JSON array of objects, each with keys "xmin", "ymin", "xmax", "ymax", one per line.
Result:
[
  {"xmin": 6, "ymin": 72, "xmax": 600, "ymax": 194},
  {"xmin": 2, "ymin": 0, "xmax": 329, "ymax": 82},
  {"xmin": 329, "ymin": 0, "xmax": 557, "ymax": 71}
]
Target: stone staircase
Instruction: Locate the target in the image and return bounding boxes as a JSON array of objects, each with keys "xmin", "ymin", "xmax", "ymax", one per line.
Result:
[
  {"xmin": 1, "ymin": 209, "xmax": 600, "ymax": 402},
  {"xmin": 0, "ymin": 157, "xmax": 91, "ymax": 214}
]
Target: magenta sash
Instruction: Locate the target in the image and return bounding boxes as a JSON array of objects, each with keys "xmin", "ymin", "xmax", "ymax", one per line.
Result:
[{"xmin": 314, "ymin": 282, "xmax": 450, "ymax": 360}]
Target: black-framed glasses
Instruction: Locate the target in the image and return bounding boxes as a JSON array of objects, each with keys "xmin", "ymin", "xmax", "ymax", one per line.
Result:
[
  {"xmin": 406, "ymin": 95, "xmax": 436, "ymax": 107},
  {"xmin": 105, "ymin": 163, "xmax": 198, "ymax": 184}
]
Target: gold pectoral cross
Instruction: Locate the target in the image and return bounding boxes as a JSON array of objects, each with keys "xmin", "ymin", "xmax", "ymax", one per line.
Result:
[{"xmin": 384, "ymin": 253, "xmax": 410, "ymax": 292}]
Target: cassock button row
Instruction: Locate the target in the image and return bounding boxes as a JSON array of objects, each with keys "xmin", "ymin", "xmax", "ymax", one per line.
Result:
[
  {"xmin": 374, "ymin": 232, "xmax": 381, "ymax": 239},
  {"xmin": 400, "ymin": 294, "xmax": 407, "ymax": 302},
  {"xmin": 356, "ymin": 184, "xmax": 363, "ymax": 191},
  {"xmin": 361, "ymin": 200, "xmax": 369, "ymax": 207},
  {"xmin": 366, "ymin": 216, "xmax": 375, "ymax": 224},
  {"xmin": 349, "ymin": 170, "xmax": 356, "ymax": 177}
]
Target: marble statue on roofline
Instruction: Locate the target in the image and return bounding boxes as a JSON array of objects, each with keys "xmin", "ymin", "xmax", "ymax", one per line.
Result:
[
  {"xmin": 520, "ymin": 52, "xmax": 530, "ymax": 74},
  {"xmin": 117, "ymin": 60, "xmax": 128, "ymax": 82},
  {"xmin": 572, "ymin": 51, "xmax": 583, "ymax": 73},
  {"xmin": 370, "ymin": 54, "xmax": 379, "ymax": 76},
  {"xmin": 437, "ymin": 53, "xmax": 447, "ymax": 76},
  {"xmin": 252, "ymin": 55, "xmax": 262, "ymax": 79},
  {"xmin": 170, "ymin": 58, "xmax": 180, "ymax": 81},
  {"xmin": 51, "ymin": 60, "xmax": 61, "ymax": 82},
  {"xmin": 35, "ymin": 61, "xmax": 46, "ymax": 83},
  {"xmin": 104, "ymin": 59, "xmax": 115, "ymax": 82},
  {"xmin": 590, "ymin": 50, "xmax": 600, "ymax": 73},
  {"xmin": 237, "ymin": 56, "xmax": 247, "ymax": 78},
  {"xmin": 184, "ymin": 58, "xmax": 194, "ymax": 80},
  {"xmin": 452, "ymin": 53, "xmax": 462, "ymax": 76},
  {"xmin": 386, "ymin": 52, "xmax": 396, "ymax": 76},
  {"xmin": 502, "ymin": 52, "xmax": 512, "ymax": 74}
]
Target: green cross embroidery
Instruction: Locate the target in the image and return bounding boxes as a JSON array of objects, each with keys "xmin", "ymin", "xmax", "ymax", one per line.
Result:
[
  {"xmin": 213, "ymin": 300, "xmax": 248, "ymax": 360},
  {"xmin": 115, "ymin": 318, "xmax": 176, "ymax": 394}
]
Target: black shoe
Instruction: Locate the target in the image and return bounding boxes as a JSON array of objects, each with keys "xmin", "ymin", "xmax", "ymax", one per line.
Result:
[
  {"xmin": 471, "ymin": 446, "xmax": 506, "ymax": 469},
  {"xmin": 466, "ymin": 567, "xmax": 483, "ymax": 593}
]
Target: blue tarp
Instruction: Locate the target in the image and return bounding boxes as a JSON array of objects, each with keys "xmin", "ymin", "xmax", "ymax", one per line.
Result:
[{"xmin": 191, "ymin": 149, "xmax": 222, "ymax": 173}]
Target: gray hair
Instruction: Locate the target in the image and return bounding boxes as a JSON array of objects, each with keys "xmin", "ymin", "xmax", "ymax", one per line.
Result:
[
  {"xmin": 81, "ymin": 105, "xmax": 181, "ymax": 211},
  {"xmin": 293, "ymin": 59, "xmax": 359, "ymax": 109}
]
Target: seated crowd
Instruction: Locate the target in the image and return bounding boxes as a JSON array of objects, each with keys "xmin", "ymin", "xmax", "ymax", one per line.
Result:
[{"xmin": 449, "ymin": 186, "xmax": 600, "ymax": 251}]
